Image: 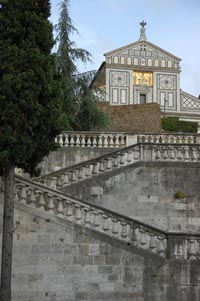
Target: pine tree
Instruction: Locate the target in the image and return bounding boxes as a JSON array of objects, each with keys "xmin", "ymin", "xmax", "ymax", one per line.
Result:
[
  {"xmin": 0, "ymin": 1, "xmax": 62, "ymax": 300},
  {"xmin": 55, "ymin": 0, "xmax": 109, "ymax": 131}
]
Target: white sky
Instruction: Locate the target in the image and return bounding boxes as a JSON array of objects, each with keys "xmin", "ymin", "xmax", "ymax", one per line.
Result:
[{"xmin": 50, "ymin": 0, "xmax": 200, "ymax": 97}]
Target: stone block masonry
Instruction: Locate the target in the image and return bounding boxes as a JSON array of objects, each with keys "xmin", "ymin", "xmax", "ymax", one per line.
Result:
[
  {"xmin": 97, "ymin": 102, "xmax": 161, "ymax": 132},
  {"xmin": 1, "ymin": 200, "xmax": 200, "ymax": 301}
]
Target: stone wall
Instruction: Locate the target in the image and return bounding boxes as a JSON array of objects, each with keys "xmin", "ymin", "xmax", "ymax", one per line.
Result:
[
  {"xmin": 97, "ymin": 102, "xmax": 161, "ymax": 132},
  {"xmin": 1, "ymin": 200, "xmax": 200, "ymax": 301},
  {"xmin": 63, "ymin": 162, "xmax": 200, "ymax": 232},
  {"xmin": 38, "ymin": 147, "xmax": 112, "ymax": 176}
]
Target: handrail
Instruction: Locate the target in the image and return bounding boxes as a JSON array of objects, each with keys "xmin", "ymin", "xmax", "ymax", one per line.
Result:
[
  {"xmin": 15, "ymin": 175, "xmax": 200, "ymax": 260},
  {"xmin": 37, "ymin": 143, "xmax": 200, "ymax": 190}
]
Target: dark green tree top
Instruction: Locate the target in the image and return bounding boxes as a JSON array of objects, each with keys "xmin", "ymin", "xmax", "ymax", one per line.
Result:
[
  {"xmin": 55, "ymin": 0, "xmax": 109, "ymax": 131},
  {"xmin": 0, "ymin": 0, "xmax": 62, "ymax": 175}
]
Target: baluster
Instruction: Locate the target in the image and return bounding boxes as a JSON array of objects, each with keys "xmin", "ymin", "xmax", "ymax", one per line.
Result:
[
  {"xmin": 75, "ymin": 204, "xmax": 82, "ymax": 220},
  {"xmin": 38, "ymin": 192, "xmax": 46, "ymax": 210},
  {"xmin": 113, "ymin": 156, "xmax": 119, "ymax": 167},
  {"xmin": 71, "ymin": 170, "xmax": 77, "ymax": 182},
  {"xmin": 149, "ymin": 233, "xmax": 157, "ymax": 252},
  {"xmin": 115, "ymin": 135, "xmax": 121, "ymax": 147},
  {"xmin": 29, "ymin": 189, "xmax": 37, "ymax": 207},
  {"xmin": 56, "ymin": 177, "xmax": 62, "ymax": 189},
  {"xmin": 162, "ymin": 148, "xmax": 168, "ymax": 160},
  {"xmin": 99, "ymin": 161, "xmax": 105, "ymax": 172},
  {"xmin": 76, "ymin": 135, "xmax": 80, "ymax": 147},
  {"xmin": 139, "ymin": 229, "xmax": 147, "ymax": 246},
  {"xmin": 191, "ymin": 147, "xmax": 198, "ymax": 161},
  {"xmin": 188, "ymin": 239, "xmax": 197, "ymax": 260},
  {"xmin": 84, "ymin": 208, "xmax": 91, "ymax": 226},
  {"xmin": 169, "ymin": 147, "xmax": 175, "ymax": 160},
  {"xmin": 66, "ymin": 200, "xmax": 73, "ymax": 217},
  {"xmin": 133, "ymin": 148, "xmax": 140, "ymax": 160},
  {"xmin": 155, "ymin": 148, "xmax": 161, "ymax": 160},
  {"xmin": 57, "ymin": 198, "xmax": 64, "ymax": 217},
  {"xmin": 14, "ymin": 186, "xmax": 19, "ymax": 202},
  {"xmin": 157, "ymin": 237, "xmax": 166, "ymax": 256},
  {"xmin": 93, "ymin": 136, "xmax": 97, "ymax": 147},
  {"xmin": 70, "ymin": 135, "xmax": 75, "ymax": 146},
  {"xmin": 109, "ymin": 136, "xmax": 114, "ymax": 148},
  {"xmin": 62, "ymin": 173, "xmax": 69, "ymax": 185},
  {"xmin": 177, "ymin": 148, "xmax": 183, "ymax": 160},
  {"xmin": 130, "ymin": 227, "xmax": 138, "ymax": 244},
  {"xmin": 92, "ymin": 163, "xmax": 99, "ymax": 174},
  {"xmin": 47, "ymin": 194, "xmax": 55, "ymax": 214},
  {"xmin": 19, "ymin": 185, "xmax": 27, "ymax": 205},
  {"xmin": 93, "ymin": 211, "xmax": 100, "ymax": 227},
  {"xmin": 111, "ymin": 219, "xmax": 119, "ymax": 234},
  {"xmin": 50, "ymin": 177, "xmax": 57, "ymax": 190},
  {"xmin": 183, "ymin": 147, "xmax": 190, "ymax": 161},
  {"xmin": 120, "ymin": 153, "xmax": 126, "ymax": 165},
  {"xmin": 127, "ymin": 151, "xmax": 133, "ymax": 163},
  {"xmin": 120, "ymin": 222, "xmax": 128, "ymax": 238},
  {"xmin": 102, "ymin": 215, "xmax": 109, "ymax": 231},
  {"xmin": 104, "ymin": 135, "xmax": 109, "ymax": 148},
  {"xmin": 98, "ymin": 136, "xmax": 103, "ymax": 147},
  {"xmin": 106, "ymin": 158, "xmax": 113, "ymax": 169},
  {"xmin": 78, "ymin": 167, "xmax": 85, "ymax": 180},
  {"xmin": 87, "ymin": 137, "xmax": 92, "ymax": 147},
  {"xmin": 85, "ymin": 165, "xmax": 91, "ymax": 177},
  {"xmin": 81, "ymin": 135, "xmax": 86, "ymax": 147}
]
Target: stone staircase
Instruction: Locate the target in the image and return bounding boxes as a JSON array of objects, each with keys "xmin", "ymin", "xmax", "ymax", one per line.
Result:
[
  {"xmin": 37, "ymin": 142, "xmax": 200, "ymax": 191},
  {"xmin": 14, "ymin": 175, "xmax": 200, "ymax": 261}
]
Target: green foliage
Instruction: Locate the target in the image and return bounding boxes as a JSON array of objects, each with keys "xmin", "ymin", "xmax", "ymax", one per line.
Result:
[
  {"xmin": 0, "ymin": 0, "xmax": 62, "ymax": 175},
  {"xmin": 55, "ymin": 0, "xmax": 109, "ymax": 131},
  {"xmin": 174, "ymin": 190, "xmax": 185, "ymax": 199},
  {"xmin": 161, "ymin": 117, "xmax": 198, "ymax": 133}
]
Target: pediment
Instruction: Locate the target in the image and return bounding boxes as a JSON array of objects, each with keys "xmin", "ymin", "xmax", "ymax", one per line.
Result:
[{"xmin": 104, "ymin": 40, "xmax": 181, "ymax": 63}]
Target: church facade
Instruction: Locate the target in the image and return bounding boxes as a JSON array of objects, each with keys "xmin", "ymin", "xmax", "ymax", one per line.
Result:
[{"xmin": 96, "ymin": 22, "xmax": 200, "ymax": 124}]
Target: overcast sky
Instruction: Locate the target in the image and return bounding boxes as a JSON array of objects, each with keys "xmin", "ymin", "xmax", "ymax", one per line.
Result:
[{"xmin": 50, "ymin": 0, "xmax": 200, "ymax": 97}]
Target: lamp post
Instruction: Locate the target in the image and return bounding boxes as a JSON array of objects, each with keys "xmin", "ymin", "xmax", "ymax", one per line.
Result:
[{"xmin": 164, "ymin": 98, "xmax": 168, "ymax": 118}]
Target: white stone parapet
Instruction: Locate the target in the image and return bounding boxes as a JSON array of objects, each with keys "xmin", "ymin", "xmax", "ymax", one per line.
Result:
[
  {"xmin": 56, "ymin": 131, "xmax": 200, "ymax": 148},
  {"xmin": 55, "ymin": 132, "xmax": 127, "ymax": 148},
  {"xmin": 38, "ymin": 143, "xmax": 200, "ymax": 190}
]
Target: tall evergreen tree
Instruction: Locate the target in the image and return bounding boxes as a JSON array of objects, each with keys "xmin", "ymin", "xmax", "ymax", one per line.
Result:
[
  {"xmin": 0, "ymin": 1, "xmax": 61, "ymax": 300},
  {"xmin": 55, "ymin": 0, "xmax": 108, "ymax": 130}
]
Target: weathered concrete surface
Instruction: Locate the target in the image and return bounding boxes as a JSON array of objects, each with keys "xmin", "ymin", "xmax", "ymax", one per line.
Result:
[
  {"xmin": 63, "ymin": 162, "xmax": 200, "ymax": 232},
  {"xmin": 1, "ymin": 200, "xmax": 200, "ymax": 301},
  {"xmin": 38, "ymin": 147, "xmax": 112, "ymax": 176}
]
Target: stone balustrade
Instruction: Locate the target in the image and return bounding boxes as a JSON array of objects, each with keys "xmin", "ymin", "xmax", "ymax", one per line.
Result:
[
  {"xmin": 38, "ymin": 143, "xmax": 200, "ymax": 190},
  {"xmin": 15, "ymin": 176, "xmax": 167, "ymax": 258},
  {"xmin": 55, "ymin": 132, "xmax": 127, "ymax": 148},
  {"xmin": 169, "ymin": 234, "xmax": 200, "ymax": 260},
  {"xmin": 15, "ymin": 176, "xmax": 200, "ymax": 260},
  {"xmin": 137, "ymin": 134, "xmax": 200, "ymax": 144},
  {"xmin": 55, "ymin": 131, "xmax": 200, "ymax": 148}
]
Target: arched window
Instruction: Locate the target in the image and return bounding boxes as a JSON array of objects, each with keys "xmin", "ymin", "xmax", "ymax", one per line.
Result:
[
  {"xmin": 120, "ymin": 57, "xmax": 125, "ymax": 64},
  {"xmin": 155, "ymin": 59, "xmax": 159, "ymax": 67},
  {"xmin": 147, "ymin": 58, "xmax": 152, "ymax": 66},
  {"xmin": 127, "ymin": 57, "xmax": 132, "ymax": 65},
  {"xmin": 168, "ymin": 60, "xmax": 172, "ymax": 68},
  {"xmin": 114, "ymin": 56, "xmax": 119, "ymax": 64},
  {"xmin": 134, "ymin": 58, "xmax": 139, "ymax": 65},
  {"xmin": 161, "ymin": 60, "xmax": 166, "ymax": 67}
]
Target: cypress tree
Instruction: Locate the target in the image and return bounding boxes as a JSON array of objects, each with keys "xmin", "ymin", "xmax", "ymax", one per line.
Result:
[
  {"xmin": 55, "ymin": 0, "xmax": 109, "ymax": 131},
  {"xmin": 0, "ymin": 1, "xmax": 62, "ymax": 300}
]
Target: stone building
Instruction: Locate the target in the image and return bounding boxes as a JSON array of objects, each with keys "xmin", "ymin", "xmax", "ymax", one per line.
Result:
[{"xmin": 95, "ymin": 21, "xmax": 200, "ymax": 124}]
